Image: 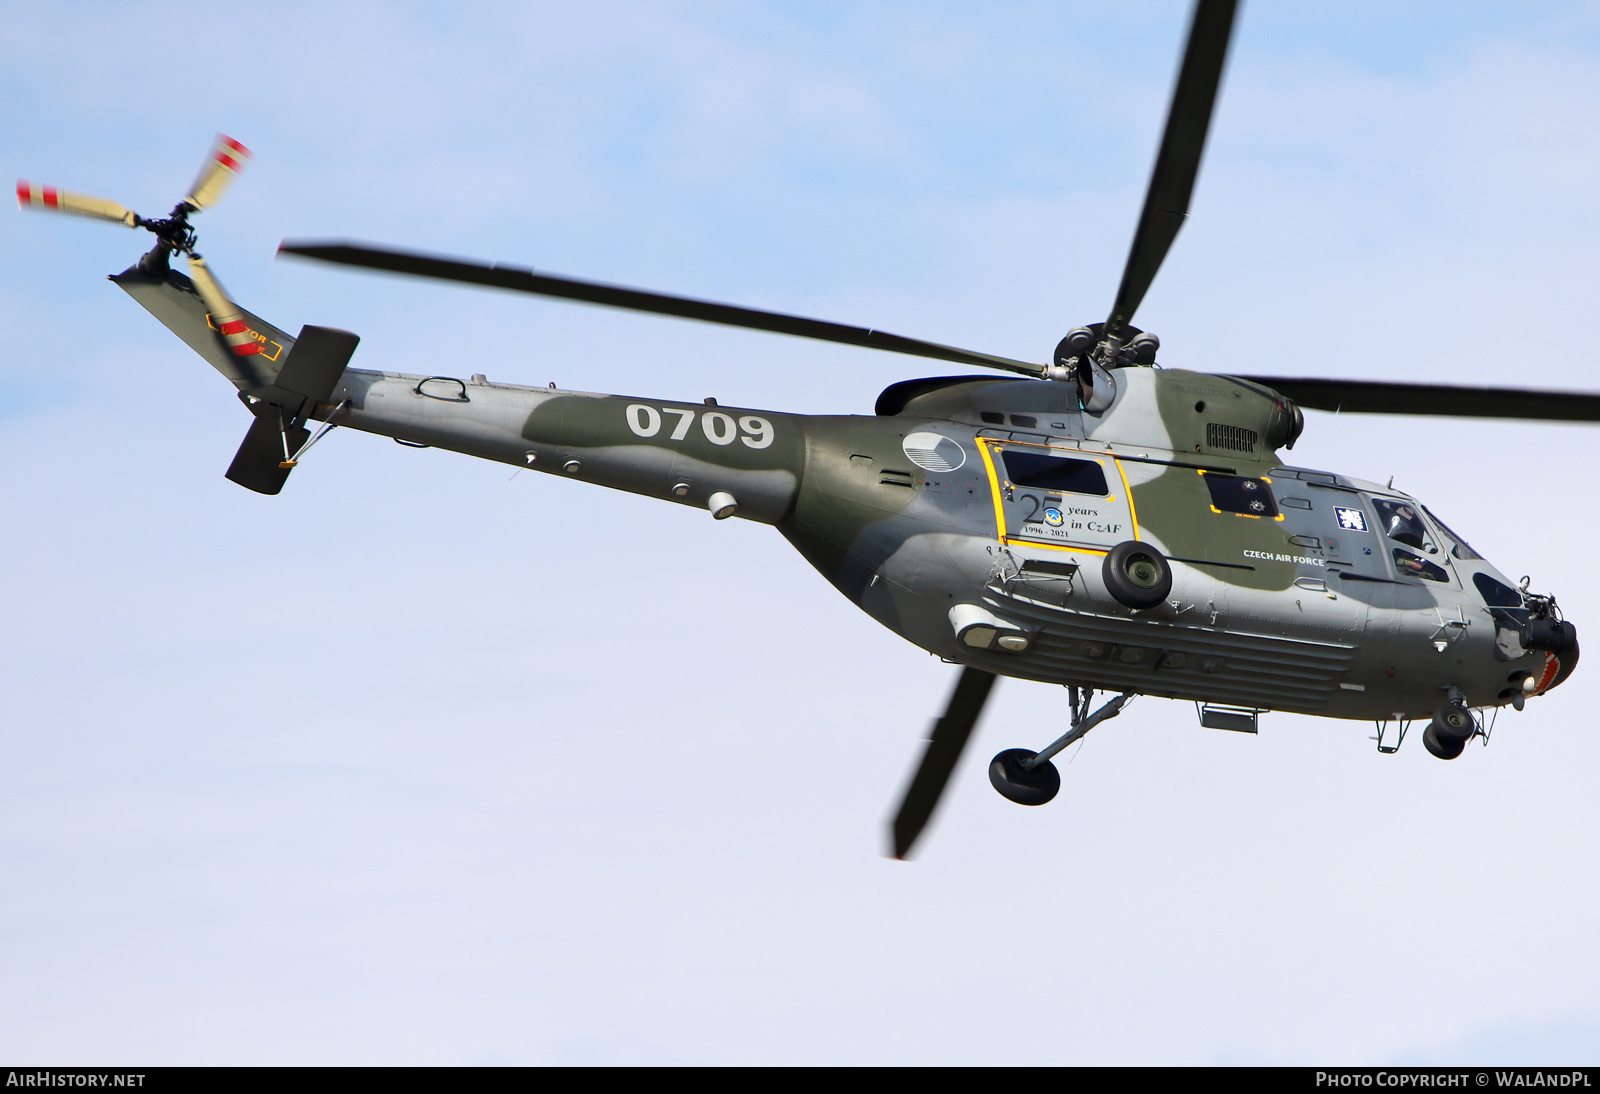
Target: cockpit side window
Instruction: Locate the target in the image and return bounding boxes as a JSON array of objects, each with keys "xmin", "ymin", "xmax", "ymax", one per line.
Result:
[
  {"xmin": 1422, "ymin": 505, "xmax": 1484, "ymax": 561},
  {"xmin": 1372, "ymin": 499, "xmax": 1435, "ymax": 551}
]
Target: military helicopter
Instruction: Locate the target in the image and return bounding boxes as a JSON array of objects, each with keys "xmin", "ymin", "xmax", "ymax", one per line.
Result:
[{"xmin": 18, "ymin": 0, "xmax": 1595, "ymax": 860}]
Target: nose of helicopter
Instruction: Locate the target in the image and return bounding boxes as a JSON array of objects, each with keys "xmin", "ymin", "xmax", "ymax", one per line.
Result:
[{"xmin": 1520, "ymin": 618, "xmax": 1580, "ymax": 698}]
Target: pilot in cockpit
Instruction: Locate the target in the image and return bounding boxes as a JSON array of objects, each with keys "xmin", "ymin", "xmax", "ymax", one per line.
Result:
[{"xmin": 1375, "ymin": 499, "xmax": 1428, "ymax": 550}]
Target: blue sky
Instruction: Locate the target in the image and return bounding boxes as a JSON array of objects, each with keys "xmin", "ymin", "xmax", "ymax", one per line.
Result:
[{"xmin": 4, "ymin": 1, "xmax": 1599, "ymax": 1064}]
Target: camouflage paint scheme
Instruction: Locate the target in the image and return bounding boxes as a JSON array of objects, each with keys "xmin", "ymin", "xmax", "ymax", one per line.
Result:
[{"xmin": 116, "ymin": 265, "xmax": 1569, "ymax": 724}]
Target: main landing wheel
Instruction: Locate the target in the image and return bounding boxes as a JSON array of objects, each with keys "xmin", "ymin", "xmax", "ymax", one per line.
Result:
[
  {"xmin": 989, "ymin": 748, "xmax": 1061, "ymax": 806},
  {"xmin": 1102, "ymin": 540, "xmax": 1173, "ymax": 610}
]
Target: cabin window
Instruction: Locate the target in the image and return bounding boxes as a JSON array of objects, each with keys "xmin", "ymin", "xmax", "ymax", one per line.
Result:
[
  {"xmin": 980, "ymin": 412, "xmax": 1005, "ymax": 424},
  {"xmin": 1009, "ymin": 414, "xmax": 1038, "ymax": 429},
  {"xmin": 1423, "ymin": 505, "xmax": 1483, "ymax": 561},
  {"xmin": 1000, "ymin": 451, "xmax": 1108, "ymax": 495},
  {"xmin": 1203, "ymin": 473, "xmax": 1279, "ymax": 518},
  {"xmin": 1393, "ymin": 548, "xmax": 1449, "ymax": 582}
]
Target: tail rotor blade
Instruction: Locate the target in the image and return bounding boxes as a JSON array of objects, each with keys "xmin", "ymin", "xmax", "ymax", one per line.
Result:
[
  {"xmin": 889, "ymin": 667, "xmax": 998, "ymax": 860},
  {"xmin": 183, "ymin": 134, "xmax": 252, "ymax": 212},
  {"xmin": 16, "ymin": 181, "xmax": 138, "ymax": 228},
  {"xmin": 187, "ymin": 255, "xmax": 262, "ymax": 358}
]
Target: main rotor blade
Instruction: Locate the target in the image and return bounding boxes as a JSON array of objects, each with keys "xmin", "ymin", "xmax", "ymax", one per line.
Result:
[
  {"xmin": 890, "ymin": 667, "xmax": 997, "ymax": 860},
  {"xmin": 1106, "ymin": 0, "xmax": 1239, "ymax": 339},
  {"xmin": 16, "ymin": 182, "xmax": 138, "ymax": 228},
  {"xmin": 279, "ymin": 241, "xmax": 1045, "ymax": 377},
  {"xmin": 1235, "ymin": 376, "xmax": 1600, "ymax": 422},
  {"xmin": 183, "ymin": 134, "xmax": 251, "ymax": 212}
]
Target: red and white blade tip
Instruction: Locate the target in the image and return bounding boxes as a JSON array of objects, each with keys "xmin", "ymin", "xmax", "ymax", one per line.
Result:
[
  {"xmin": 17, "ymin": 180, "xmax": 59, "ymax": 209},
  {"xmin": 210, "ymin": 135, "xmax": 252, "ymax": 173},
  {"xmin": 186, "ymin": 256, "xmax": 262, "ymax": 357},
  {"xmin": 215, "ymin": 314, "xmax": 263, "ymax": 356},
  {"xmin": 184, "ymin": 134, "xmax": 253, "ymax": 211},
  {"xmin": 16, "ymin": 181, "xmax": 138, "ymax": 227}
]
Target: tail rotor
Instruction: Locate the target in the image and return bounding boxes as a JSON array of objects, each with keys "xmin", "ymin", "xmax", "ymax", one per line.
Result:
[
  {"xmin": 18, "ymin": 133, "xmax": 253, "ymax": 278},
  {"xmin": 26, "ymin": 134, "xmax": 363, "ymax": 498}
]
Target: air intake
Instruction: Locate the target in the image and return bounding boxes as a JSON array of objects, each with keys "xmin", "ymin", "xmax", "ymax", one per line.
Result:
[{"xmin": 1206, "ymin": 423, "xmax": 1258, "ymax": 453}]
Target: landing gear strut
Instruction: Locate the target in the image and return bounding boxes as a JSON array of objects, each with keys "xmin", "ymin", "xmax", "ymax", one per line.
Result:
[{"xmin": 989, "ymin": 687, "xmax": 1133, "ymax": 805}]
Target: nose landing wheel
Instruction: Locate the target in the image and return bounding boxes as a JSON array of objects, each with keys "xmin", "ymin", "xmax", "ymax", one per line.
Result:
[{"xmin": 1422, "ymin": 702, "xmax": 1476, "ymax": 760}]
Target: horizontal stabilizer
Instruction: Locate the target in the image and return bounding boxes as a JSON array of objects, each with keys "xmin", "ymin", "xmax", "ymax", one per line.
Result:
[
  {"xmin": 272, "ymin": 326, "xmax": 360, "ymax": 404},
  {"xmin": 226, "ymin": 416, "xmax": 309, "ymax": 495}
]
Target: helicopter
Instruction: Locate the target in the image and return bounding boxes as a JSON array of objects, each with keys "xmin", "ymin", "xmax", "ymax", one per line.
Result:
[{"xmin": 16, "ymin": 0, "xmax": 1594, "ymax": 861}]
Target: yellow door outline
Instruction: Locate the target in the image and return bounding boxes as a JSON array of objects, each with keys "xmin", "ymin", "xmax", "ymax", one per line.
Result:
[{"xmin": 978, "ymin": 438, "xmax": 1139, "ymax": 556}]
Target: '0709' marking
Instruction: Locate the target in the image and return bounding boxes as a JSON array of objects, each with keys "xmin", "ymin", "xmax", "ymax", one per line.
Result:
[{"xmin": 626, "ymin": 404, "xmax": 774, "ymax": 449}]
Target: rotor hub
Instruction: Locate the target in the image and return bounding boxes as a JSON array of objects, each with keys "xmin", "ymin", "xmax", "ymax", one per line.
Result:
[{"xmin": 1052, "ymin": 323, "xmax": 1159, "ymax": 375}]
